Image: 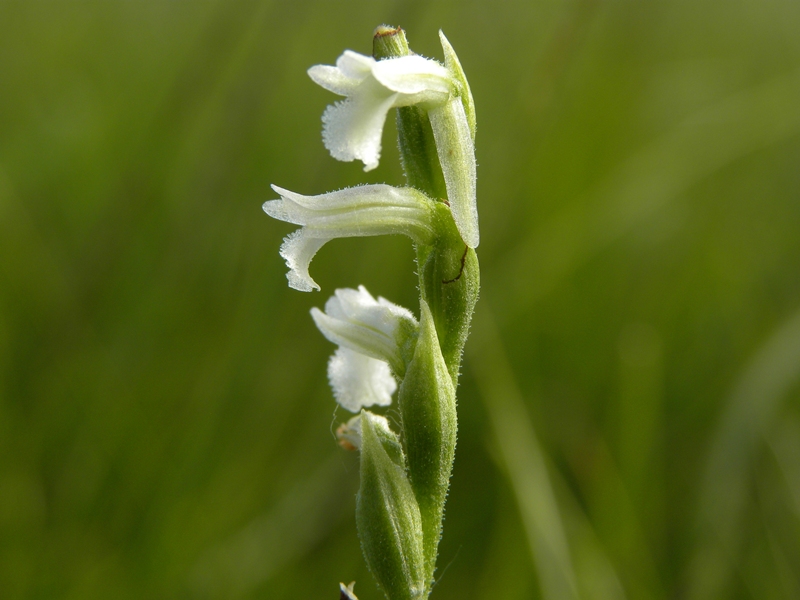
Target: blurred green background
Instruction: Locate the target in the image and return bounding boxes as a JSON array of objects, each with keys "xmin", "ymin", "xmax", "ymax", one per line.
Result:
[{"xmin": 2, "ymin": 0, "xmax": 800, "ymax": 598}]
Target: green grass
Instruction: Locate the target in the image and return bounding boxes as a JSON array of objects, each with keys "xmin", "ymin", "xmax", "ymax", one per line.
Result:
[{"xmin": 1, "ymin": 0, "xmax": 800, "ymax": 598}]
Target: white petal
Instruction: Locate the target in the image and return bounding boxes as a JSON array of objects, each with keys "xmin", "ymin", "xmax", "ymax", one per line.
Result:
[
  {"xmin": 269, "ymin": 183, "xmax": 424, "ymax": 210},
  {"xmin": 262, "ymin": 196, "xmax": 298, "ymax": 224},
  {"xmin": 307, "ymin": 64, "xmax": 360, "ymax": 96},
  {"xmin": 309, "ymin": 51, "xmax": 455, "ymax": 170},
  {"xmin": 371, "ymin": 55, "xmax": 453, "ymax": 96},
  {"xmin": 322, "ymin": 286, "xmax": 369, "ymax": 321},
  {"xmin": 333, "ymin": 286, "xmax": 415, "ymax": 337},
  {"xmin": 376, "ymin": 294, "xmax": 417, "ymax": 322},
  {"xmin": 328, "ymin": 347, "xmax": 396, "ymax": 412},
  {"xmin": 336, "ymin": 50, "xmax": 376, "ymax": 79},
  {"xmin": 278, "ymin": 229, "xmax": 327, "ymax": 292},
  {"xmin": 335, "ymin": 413, "xmax": 395, "ymax": 453},
  {"xmin": 321, "ymin": 84, "xmax": 398, "ymax": 171},
  {"xmin": 265, "ymin": 184, "xmax": 437, "ymax": 246},
  {"xmin": 336, "ymin": 414, "xmax": 364, "ymax": 451}
]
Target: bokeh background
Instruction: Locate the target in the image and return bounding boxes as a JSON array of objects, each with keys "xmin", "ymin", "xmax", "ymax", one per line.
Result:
[{"xmin": 2, "ymin": 0, "xmax": 800, "ymax": 598}]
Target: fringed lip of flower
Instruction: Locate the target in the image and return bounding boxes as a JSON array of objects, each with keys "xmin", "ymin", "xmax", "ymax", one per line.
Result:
[
  {"xmin": 308, "ymin": 51, "xmax": 455, "ymax": 172},
  {"xmin": 328, "ymin": 348, "xmax": 396, "ymax": 413},
  {"xmin": 263, "ymin": 184, "xmax": 437, "ymax": 292}
]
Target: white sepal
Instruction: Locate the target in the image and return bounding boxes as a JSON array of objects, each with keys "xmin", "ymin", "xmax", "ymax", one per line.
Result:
[{"xmin": 311, "ymin": 285, "xmax": 417, "ymax": 375}]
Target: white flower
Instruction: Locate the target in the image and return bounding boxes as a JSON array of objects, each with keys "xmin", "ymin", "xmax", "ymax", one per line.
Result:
[
  {"xmin": 308, "ymin": 51, "xmax": 454, "ymax": 172},
  {"xmin": 263, "ymin": 184, "xmax": 436, "ymax": 292},
  {"xmin": 311, "ymin": 285, "xmax": 417, "ymax": 376},
  {"xmin": 310, "ymin": 285, "xmax": 417, "ymax": 411}
]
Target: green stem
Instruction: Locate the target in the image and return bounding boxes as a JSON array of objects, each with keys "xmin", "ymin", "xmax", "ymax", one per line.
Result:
[{"xmin": 373, "ymin": 25, "xmax": 480, "ymax": 594}]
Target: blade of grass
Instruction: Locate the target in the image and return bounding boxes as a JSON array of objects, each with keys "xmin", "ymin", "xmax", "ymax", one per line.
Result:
[
  {"xmin": 467, "ymin": 301, "xmax": 581, "ymax": 600},
  {"xmin": 495, "ymin": 69, "xmax": 800, "ymax": 319},
  {"xmin": 470, "ymin": 299, "xmax": 664, "ymax": 600},
  {"xmin": 688, "ymin": 306, "xmax": 800, "ymax": 599},
  {"xmin": 189, "ymin": 454, "xmax": 353, "ymax": 598}
]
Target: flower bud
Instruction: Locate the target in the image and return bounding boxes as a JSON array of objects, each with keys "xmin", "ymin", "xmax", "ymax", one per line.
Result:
[
  {"xmin": 397, "ymin": 300, "xmax": 457, "ymax": 583},
  {"xmin": 356, "ymin": 411, "xmax": 427, "ymax": 600},
  {"xmin": 336, "ymin": 413, "xmax": 404, "ymax": 468}
]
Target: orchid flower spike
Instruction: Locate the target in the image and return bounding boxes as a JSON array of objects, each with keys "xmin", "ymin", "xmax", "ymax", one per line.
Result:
[
  {"xmin": 308, "ymin": 50, "xmax": 454, "ymax": 172},
  {"xmin": 263, "ymin": 27, "xmax": 481, "ymax": 600},
  {"xmin": 263, "ymin": 184, "xmax": 436, "ymax": 291}
]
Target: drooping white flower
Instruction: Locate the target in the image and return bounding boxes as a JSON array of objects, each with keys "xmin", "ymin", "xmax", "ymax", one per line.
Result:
[
  {"xmin": 308, "ymin": 51, "xmax": 454, "ymax": 172},
  {"xmin": 311, "ymin": 285, "xmax": 417, "ymax": 377},
  {"xmin": 263, "ymin": 184, "xmax": 436, "ymax": 292}
]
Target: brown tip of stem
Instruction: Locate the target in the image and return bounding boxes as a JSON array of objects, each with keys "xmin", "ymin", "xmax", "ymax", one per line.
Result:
[{"xmin": 373, "ymin": 24, "xmax": 403, "ymax": 38}]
